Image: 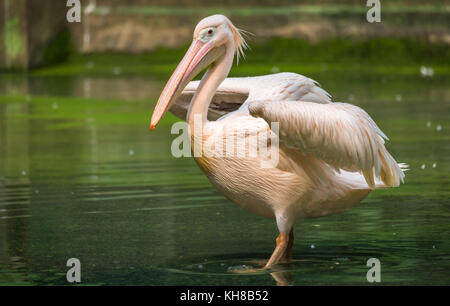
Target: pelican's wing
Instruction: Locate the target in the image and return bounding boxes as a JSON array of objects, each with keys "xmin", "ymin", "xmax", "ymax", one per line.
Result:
[
  {"xmin": 169, "ymin": 73, "xmax": 331, "ymax": 121},
  {"xmin": 169, "ymin": 79, "xmax": 249, "ymax": 121},
  {"xmin": 249, "ymin": 100, "xmax": 404, "ymax": 188}
]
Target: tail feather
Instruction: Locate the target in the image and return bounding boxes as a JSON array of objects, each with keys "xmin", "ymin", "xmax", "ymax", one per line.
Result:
[
  {"xmin": 336, "ymin": 161, "xmax": 407, "ymax": 190},
  {"xmin": 378, "ymin": 147, "xmax": 405, "ymax": 187}
]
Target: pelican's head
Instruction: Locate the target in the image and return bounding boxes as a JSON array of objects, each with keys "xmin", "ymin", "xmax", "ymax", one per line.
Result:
[{"xmin": 150, "ymin": 15, "xmax": 248, "ymax": 130}]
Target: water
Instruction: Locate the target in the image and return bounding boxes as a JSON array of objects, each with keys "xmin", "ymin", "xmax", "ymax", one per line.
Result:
[{"xmin": 0, "ymin": 68, "xmax": 448, "ymax": 285}]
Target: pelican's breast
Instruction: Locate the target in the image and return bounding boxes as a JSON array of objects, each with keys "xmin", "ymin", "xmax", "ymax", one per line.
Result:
[{"xmin": 192, "ymin": 115, "xmax": 311, "ymax": 218}]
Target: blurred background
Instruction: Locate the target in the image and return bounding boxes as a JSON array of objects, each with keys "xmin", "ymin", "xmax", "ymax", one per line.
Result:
[
  {"xmin": 0, "ymin": 0, "xmax": 449, "ymax": 285},
  {"xmin": 1, "ymin": 0, "xmax": 449, "ymax": 69}
]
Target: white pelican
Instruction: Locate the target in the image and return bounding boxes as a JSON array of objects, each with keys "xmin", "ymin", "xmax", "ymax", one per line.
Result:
[{"xmin": 150, "ymin": 15, "xmax": 405, "ymax": 269}]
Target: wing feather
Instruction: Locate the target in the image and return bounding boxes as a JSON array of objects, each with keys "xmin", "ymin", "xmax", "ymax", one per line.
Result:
[
  {"xmin": 249, "ymin": 100, "xmax": 404, "ymax": 188},
  {"xmin": 169, "ymin": 73, "xmax": 331, "ymax": 121}
]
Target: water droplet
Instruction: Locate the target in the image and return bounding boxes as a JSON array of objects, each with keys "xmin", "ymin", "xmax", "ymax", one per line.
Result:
[
  {"xmin": 84, "ymin": 2, "xmax": 96, "ymax": 14},
  {"xmin": 227, "ymin": 265, "xmax": 254, "ymax": 272},
  {"xmin": 436, "ymin": 125, "xmax": 442, "ymax": 131},
  {"xmin": 420, "ymin": 164, "xmax": 425, "ymax": 169},
  {"xmin": 420, "ymin": 66, "xmax": 427, "ymax": 76},
  {"xmin": 311, "ymin": 244, "xmax": 316, "ymax": 249},
  {"xmin": 271, "ymin": 66, "xmax": 280, "ymax": 74},
  {"xmin": 395, "ymin": 94, "xmax": 402, "ymax": 102},
  {"xmin": 21, "ymin": 170, "xmax": 27, "ymax": 175},
  {"xmin": 129, "ymin": 149, "xmax": 135, "ymax": 156},
  {"xmin": 426, "ymin": 121, "xmax": 431, "ymax": 128},
  {"xmin": 198, "ymin": 264, "xmax": 204, "ymax": 269},
  {"xmin": 420, "ymin": 66, "xmax": 434, "ymax": 77},
  {"xmin": 112, "ymin": 67, "xmax": 121, "ymax": 75},
  {"xmin": 432, "ymin": 162, "xmax": 437, "ymax": 168},
  {"xmin": 52, "ymin": 102, "xmax": 59, "ymax": 110}
]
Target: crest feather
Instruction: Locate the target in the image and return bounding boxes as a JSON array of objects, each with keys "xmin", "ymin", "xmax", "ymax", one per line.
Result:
[{"xmin": 225, "ymin": 19, "xmax": 250, "ymax": 64}]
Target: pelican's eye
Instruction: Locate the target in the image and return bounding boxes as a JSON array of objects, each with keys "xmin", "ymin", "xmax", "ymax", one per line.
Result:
[{"xmin": 198, "ymin": 27, "xmax": 216, "ymax": 42}]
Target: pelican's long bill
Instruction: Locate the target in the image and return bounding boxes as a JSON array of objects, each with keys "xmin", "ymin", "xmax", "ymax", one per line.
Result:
[{"xmin": 150, "ymin": 39, "xmax": 224, "ymax": 130}]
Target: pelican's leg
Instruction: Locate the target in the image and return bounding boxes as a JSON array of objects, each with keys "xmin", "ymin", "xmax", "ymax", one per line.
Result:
[
  {"xmin": 263, "ymin": 232, "xmax": 290, "ymax": 269},
  {"xmin": 280, "ymin": 228, "xmax": 294, "ymax": 263}
]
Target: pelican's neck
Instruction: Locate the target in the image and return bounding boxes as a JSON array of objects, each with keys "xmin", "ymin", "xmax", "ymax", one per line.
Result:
[{"xmin": 187, "ymin": 44, "xmax": 234, "ymax": 132}]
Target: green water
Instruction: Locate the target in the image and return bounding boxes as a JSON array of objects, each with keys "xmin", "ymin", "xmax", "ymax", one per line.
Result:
[{"xmin": 0, "ymin": 64, "xmax": 449, "ymax": 285}]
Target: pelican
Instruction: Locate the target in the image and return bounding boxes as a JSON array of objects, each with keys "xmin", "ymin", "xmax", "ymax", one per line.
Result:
[{"xmin": 150, "ymin": 15, "xmax": 405, "ymax": 269}]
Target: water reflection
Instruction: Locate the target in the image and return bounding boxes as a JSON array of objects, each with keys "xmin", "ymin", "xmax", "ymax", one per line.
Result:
[
  {"xmin": 0, "ymin": 71, "xmax": 449, "ymax": 285},
  {"xmin": 0, "ymin": 98, "xmax": 32, "ymax": 283},
  {"xmin": 270, "ymin": 271, "xmax": 294, "ymax": 286},
  {"xmin": 0, "ymin": 75, "xmax": 164, "ymax": 101},
  {"xmin": 74, "ymin": 77, "xmax": 164, "ymax": 101}
]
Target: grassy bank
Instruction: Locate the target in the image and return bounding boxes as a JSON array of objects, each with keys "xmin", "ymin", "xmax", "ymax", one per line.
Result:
[
  {"xmin": 26, "ymin": 37, "xmax": 450, "ymax": 78},
  {"xmin": 1, "ymin": 36, "xmax": 448, "ymax": 132}
]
